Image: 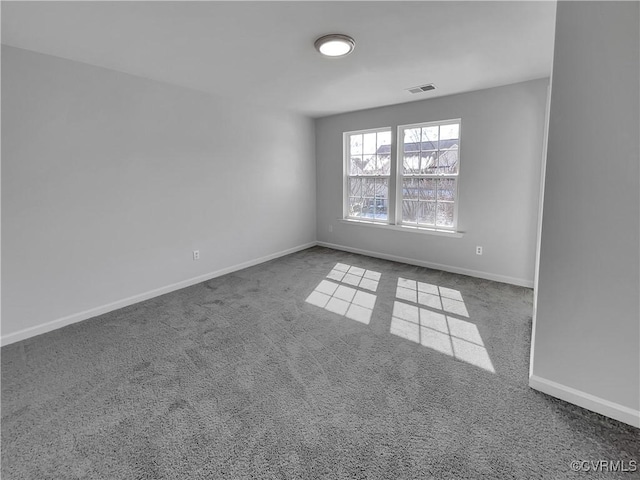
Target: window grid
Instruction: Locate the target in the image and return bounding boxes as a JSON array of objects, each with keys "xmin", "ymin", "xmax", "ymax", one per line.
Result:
[
  {"xmin": 345, "ymin": 128, "xmax": 392, "ymax": 223},
  {"xmin": 399, "ymin": 121, "xmax": 460, "ymax": 230},
  {"xmin": 343, "ymin": 120, "xmax": 460, "ymax": 232}
]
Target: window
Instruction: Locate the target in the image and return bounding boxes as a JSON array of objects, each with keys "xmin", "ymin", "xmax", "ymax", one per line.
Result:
[
  {"xmin": 399, "ymin": 120, "xmax": 460, "ymax": 229},
  {"xmin": 345, "ymin": 128, "xmax": 392, "ymax": 222},
  {"xmin": 343, "ymin": 119, "xmax": 461, "ymax": 232}
]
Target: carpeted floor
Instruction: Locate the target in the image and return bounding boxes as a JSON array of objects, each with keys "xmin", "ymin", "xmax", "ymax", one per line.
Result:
[{"xmin": 2, "ymin": 246, "xmax": 638, "ymax": 479}]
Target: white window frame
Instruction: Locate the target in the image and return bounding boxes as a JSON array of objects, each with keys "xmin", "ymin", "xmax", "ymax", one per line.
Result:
[
  {"xmin": 343, "ymin": 127, "xmax": 394, "ymax": 224},
  {"xmin": 343, "ymin": 119, "xmax": 462, "ymax": 234},
  {"xmin": 396, "ymin": 119, "xmax": 461, "ymax": 232}
]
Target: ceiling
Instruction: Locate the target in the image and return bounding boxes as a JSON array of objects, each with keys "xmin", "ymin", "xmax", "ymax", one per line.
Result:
[{"xmin": 1, "ymin": 1, "xmax": 557, "ymax": 118}]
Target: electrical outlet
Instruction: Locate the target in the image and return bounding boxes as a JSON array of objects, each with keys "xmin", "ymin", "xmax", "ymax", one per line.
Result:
[
  {"xmin": 476, "ymin": 246, "xmax": 483, "ymax": 255},
  {"xmin": 193, "ymin": 250, "xmax": 200, "ymax": 260},
  {"xmin": 329, "ymin": 225, "xmax": 333, "ymax": 233}
]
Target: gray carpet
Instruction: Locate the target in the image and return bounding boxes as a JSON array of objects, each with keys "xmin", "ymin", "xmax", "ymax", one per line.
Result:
[{"xmin": 2, "ymin": 246, "xmax": 638, "ymax": 479}]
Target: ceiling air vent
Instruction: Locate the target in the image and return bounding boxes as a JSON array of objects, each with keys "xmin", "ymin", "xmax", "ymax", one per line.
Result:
[{"xmin": 408, "ymin": 84, "xmax": 436, "ymax": 94}]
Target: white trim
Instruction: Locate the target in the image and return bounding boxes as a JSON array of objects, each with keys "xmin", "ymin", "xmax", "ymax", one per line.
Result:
[
  {"xmin": 317, "ymin": 241, "xmax": 533, "ymax": 287},
  {"xmin": 388, "ymin": 126, "xmax": 398, "ymax": 225},
  {"xmin": 1, "ymin": 242, "xmax": 317, "ymax": 346},
  {"xmin": 338, "ymin": 218, "xmax": 464, "ymax": 238},
  {"xmin": 343, "ymin": 125, "xmax": 392, "ymax": 137},
  {"xmin": 530, "ymin": 81, "xmax": 553, "ymax": 378},
  {"xmin": 529, "ymin": 375, "xmax": 640, "ymax": 428},
  {"xmin": 399, "ymin": 118, "xmax": 462, "ymax": 131}
]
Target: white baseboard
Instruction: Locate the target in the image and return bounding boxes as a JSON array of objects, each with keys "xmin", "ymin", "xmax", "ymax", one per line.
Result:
[
  {"xmin": 529, "ymin": 375, "xmax": 640, "ymax": 428},
  {"xmin": 1, "ymin": 240, "xmax": 532, "ymax": 346},
  {"xmin": 1, "ymin": 242, "xmax": 317, "ymax": 347},
  {"xmin": 317, "ymin": 241, "xmax": 534, "ymax": 288}
]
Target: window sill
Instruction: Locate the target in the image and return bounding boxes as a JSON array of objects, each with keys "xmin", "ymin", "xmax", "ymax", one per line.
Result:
[{"xmin": 339, "ymin": 219, "xmax": 464, "ymax": 238}]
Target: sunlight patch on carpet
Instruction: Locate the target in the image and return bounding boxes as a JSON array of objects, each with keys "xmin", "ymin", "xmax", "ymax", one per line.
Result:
[
  {"xmin": 305, "ymin": 263, "xmax": 379, "ymax": 324},
  {"xmin": 390, "ymin": 278, "xmax": 494, "ymax": 373}
]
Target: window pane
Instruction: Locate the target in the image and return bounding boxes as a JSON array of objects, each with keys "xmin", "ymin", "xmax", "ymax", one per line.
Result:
[
  {"xmin": 349, "ymin": 155, "xmax": 363, "ymax": 175},
  {"xmin": 349, "ymin": 177, "xmax": 362, "ymax": 197},
  {"xmin": 375, "ymin": 178, "xmax": 389, "ymax": 199},
  {"xmin": 377, "ymin": 154, "xmax": 391, "ymax": 175},
  {"xmin": 439, "ymin": 140, "xmax": 459, "ymax": 155},
  {"xmin": 421, "ymin": 126, "xmax": 439, "ymax": 150},
  {"xmin": 438, "ymin": 147, "xmax": 459, "ymax": 174},
  {"xmin": 402, "ymin": 200, "xmax": 418, "ymax": 223},
  {"xmin": 349, "ymin": 197, "xmax": 363, "ymax": 217},
  {"xmin": 440, "ymin": 123, "xmax": 460, "ymax": 141},
  {"xmin": 437, "ymin": 179, "xmax": 456, "ymax": 201},
  {"xmin": 350, "ymin": 134, "xmax": 363, "ymax": 155},
  {"xmin": 403, "ymin": 178, "xmax": 419, "ymax": 200},
  {"xmin": 377, "ymin": 131, "xmax": 391, "ymax": 151},
  {"xmin": 404, "ymin": 128, "xmax": 420, "ymax": 152},
  {"xmin": 362, "ymin": 155, "xmax": 376, "ymax": 174},
  {"xmin": 361, "ymin": 198, "xmax": 375, "ymax": 219},
  {"xmin": 362, "ymin": 191, "xmax": 388, "ymax": 220},
  {"xmin": 436, "ymin": 202, "xmax": 454, "ymax": 227},
  {"xmin": 374, "ymin": 177, "xmax": 388, "ymax": 219},
  {"xmin": 403, "ymin": 154, "xmax": 420, "ymax": 175},
  {"xmin": 419, "ymin": 179, "xmax": 436, "ymax": 201},
  {"xmin": 419, "ymin": 202, "xmax": 436, "ymax": 225},
  {"xmin": 363, "ymin": 133, "xmax": 377, "ymax": 154},
  {"xmin": 362, "ymin": 178, "xmax": 376, "ymax": 197},
  {"xmin": 421, "ymin": 151, "xmax": 437, "ymax": 173}
]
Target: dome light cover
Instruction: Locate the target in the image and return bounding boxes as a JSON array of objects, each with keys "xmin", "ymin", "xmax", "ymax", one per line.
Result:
[{"xmin": 314, "ymin": 34, "xmax": 355, "ymax": 57}]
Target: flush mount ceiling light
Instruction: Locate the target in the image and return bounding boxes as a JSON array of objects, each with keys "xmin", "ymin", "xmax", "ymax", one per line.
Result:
[{"xmin": 314, "ymin": 34, "xmax": 355, "ymax": 57}]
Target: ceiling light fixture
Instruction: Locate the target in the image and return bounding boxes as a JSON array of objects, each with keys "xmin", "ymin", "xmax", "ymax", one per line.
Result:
[{"xmin": 314, "ymin": 34, "xmax": 355, "ymax": 58}]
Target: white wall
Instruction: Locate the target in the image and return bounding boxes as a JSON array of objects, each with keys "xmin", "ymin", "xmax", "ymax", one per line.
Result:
[
  {"xmin": 530, "ymin": 2, "xmax": 640, "ymax": 427},
  {"xmin": 315, "ymin": 79, "xmax": 549, "ymax": 287},
  {"xmin": 1, "ymin": 46, "xmax": 316, "ymax": 343}
]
